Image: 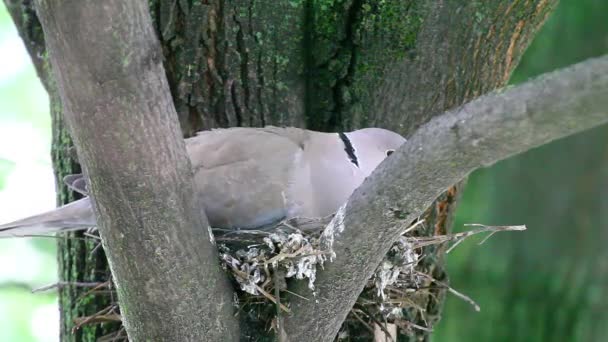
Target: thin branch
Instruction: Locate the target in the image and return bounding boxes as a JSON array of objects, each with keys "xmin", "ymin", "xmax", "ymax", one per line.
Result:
[
  {"xmin": 284, "ymin": 55, "xmax": 608, "ymax": 341},
  {"xmin": 415, "ymin": 272, "xmax": 480, "ymax": 312},
  {"xmin": 32, "ymin": 281, "xmax": 108, "ymax": 293}
]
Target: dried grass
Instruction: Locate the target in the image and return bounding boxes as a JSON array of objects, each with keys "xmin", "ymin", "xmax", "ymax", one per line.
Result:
[{"xmin": 34, "ymin": 219, "xmax": 525, "ymax": 339}]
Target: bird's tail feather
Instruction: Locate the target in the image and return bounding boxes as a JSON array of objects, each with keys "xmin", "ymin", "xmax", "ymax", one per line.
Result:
[{"xmin": 0, "ymin": 197, "xmax": 95, "ymax": 237}]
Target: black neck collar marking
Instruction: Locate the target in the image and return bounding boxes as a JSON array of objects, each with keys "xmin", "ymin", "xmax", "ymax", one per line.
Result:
[{"xmin": 338, "ymin": 132, "xmax": 359, "ymax": 168}]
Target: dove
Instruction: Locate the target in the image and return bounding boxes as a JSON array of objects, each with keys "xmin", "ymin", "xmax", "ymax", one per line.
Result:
[{"xmin": 0, "ymin": 126, "xmax": 405, "ymax": 237}]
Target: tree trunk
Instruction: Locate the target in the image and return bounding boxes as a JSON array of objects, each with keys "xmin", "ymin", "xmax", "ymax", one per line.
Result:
[{"xmin": 5, "ymin": 0, "xmax": 556, "ymax": 340}]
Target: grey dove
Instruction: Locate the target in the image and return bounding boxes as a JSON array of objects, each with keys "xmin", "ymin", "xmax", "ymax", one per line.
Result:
[{"xmin": 0, "ymin": 126, "xmax": 405, "ymax": 237}]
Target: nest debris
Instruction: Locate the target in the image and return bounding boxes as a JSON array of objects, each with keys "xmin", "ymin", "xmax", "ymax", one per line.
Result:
[
  {"xmin": 213, "ymin": 217, "xmax": 525, "ymax": 337},
  {"xmin": 34, "ymin": 218, "xmax": 525, "ymax": 340}
]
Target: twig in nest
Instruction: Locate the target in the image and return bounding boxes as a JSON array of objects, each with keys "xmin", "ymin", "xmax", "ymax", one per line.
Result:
[
  {"xmin": 77, "ymin": 280, "xmax": 114, "ymax": 304},
  {"xmin": 264, "ymin": 249, "xmax": 326, "ymax": 266},
  {"xmin": 357, "ymin": 306, "xmax": 395, "ymax": 342},
  {"xmin": 274, "ymin": 269, "xmax": 287, "ymax": 342},
  {"xmin": 350, "ymin": 309, "xmax": 376, "ymax": 334},
  {"xmin": 446, "ymin": 224, "xmax": 525, "ymax": 253},
  {"xmin": 408, "ymin": 223, "xmax": 526, "ymax": 252},
  {"xmin": 283, "ymin": 288, "xmax": 309, "ymax": 301},
  {"xmin": 254, "ymin": 283, "xmax": 290, "ymax": 313},
  {"xmin": 416, "ymin": 272, "xmax": 480, "ymax": 312},
  {"xmin": 98, "ymin": 326, "xmax": 127, "ymax": 342},
  {"xmin": 73, "ymin": 313, "xmax": 122, "ymax": 325},
  {"xmin": 401, "ymin": 218, "xmax": 425, "ymax": 235},
  {"xmin": 90, "ymin": 242, "xmax": 103, "ymax": 255},
  {"xmin": 72, "ymin": 304, "xmax": 120, "ymax": 333},
  {"xmin": 32, "ymin": 281, "xmax": 108, "ymax": 293},
  {"xmin": 465, "ymin": 223, "xmax": 526, "ymax": 245},
  {"xmin": 83, "ymin": 232, "xmax": 101, "ymax": 240},
  {"xmin": 394, "ymin": 318, "xmax": 434, "ymax": 333}
]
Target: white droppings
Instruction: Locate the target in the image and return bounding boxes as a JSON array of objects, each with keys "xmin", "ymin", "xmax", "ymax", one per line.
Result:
[
  {"xmin": 320, "ymin": 203, "xmax": 347, "ymax": 261},
  {"xmin": 232, "ymin": 292, "xmax": 240, "ymax": 308},
  {"xmin": 218, "ymin": 226, "xmax": 327, "ymax": 292},
  {"xmin": 373, "ymin": 237, "xmax": 419, "ymax": 302},
  {"xmin": 207, "ymin": 225, "xmax": 216, "ymax": 245}
]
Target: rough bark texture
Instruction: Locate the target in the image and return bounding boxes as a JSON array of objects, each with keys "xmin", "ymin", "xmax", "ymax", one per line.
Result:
[
  {"xmin": 4, "ymin": 2, "xmax": 121, "ymax": 340},
  {"xmin": 5, "ymin": 0, "xmax": 558, "ymax": 341},
  {"xmin": 34, "ymin": 0, "xmax": 240, "ymax": 341},
  {"xmin": 149, "ymin": 0, "xmax": 308, "ymax": 134}
]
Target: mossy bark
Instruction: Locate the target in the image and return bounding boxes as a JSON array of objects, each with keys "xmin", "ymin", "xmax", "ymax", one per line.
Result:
[{"xmin": 5, "ymin": 0, "xmax": 556, "ymax": 340}]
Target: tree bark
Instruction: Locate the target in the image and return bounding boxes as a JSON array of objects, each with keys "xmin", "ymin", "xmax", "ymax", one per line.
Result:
[
  {"xmin": 4, "ymin": 2, "xmax": 121, "ymax": 341},
  {"xmin": 34, "ymin": 0, "xmax": 239, "ymax": 341},
  {"xmin": 5, "ymin": 0, "xmax": 559, "ymax": 341}
]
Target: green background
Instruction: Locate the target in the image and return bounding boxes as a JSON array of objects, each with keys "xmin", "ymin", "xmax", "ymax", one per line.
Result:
[
  {"xmin": 0, "ymin": 0, "xmax": 606, "ymax": 341},
  {"xmin": 435, "ymin": 0, "xmax": 608, "ymax": 341},
  {"xmin": 0, "ymin": 3, "xmax": 57, "ymax": 341}
]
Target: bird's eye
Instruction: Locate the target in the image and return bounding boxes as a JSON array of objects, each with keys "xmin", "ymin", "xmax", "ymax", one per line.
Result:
[{"xmin": 386, "ymin": 149, "xmax": 395, "ymax": 156}]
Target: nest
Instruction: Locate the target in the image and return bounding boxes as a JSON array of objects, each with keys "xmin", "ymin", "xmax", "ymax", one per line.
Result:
[
  {"xmin": 213, "ymin": 217, "xmax": 525, "ymax": 338},
  {"xmin": 37, "ymin": 217, "xmax": 524, "ymax": 340},
  {"xmin": 214, "ymin": 217, "xmax": 332, "ymax": 298}
]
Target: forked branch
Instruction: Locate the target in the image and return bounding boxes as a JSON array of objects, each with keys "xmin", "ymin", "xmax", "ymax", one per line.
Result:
[{"xmin": 284, "ymin": 55, "xmax": 608, "ymax": 341}]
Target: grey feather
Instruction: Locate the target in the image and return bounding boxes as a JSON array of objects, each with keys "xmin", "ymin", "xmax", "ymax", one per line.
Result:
[
  {"xmin": 0, "ymin": 198, "xmax": 95, "ymax": 237},
  {"xmin": 63, "ymin": 174, "xmax": 88, "ymax": 196},
  {"xmin": 0, "ymin": 126, "xmax": 405, "ymax": 237}
]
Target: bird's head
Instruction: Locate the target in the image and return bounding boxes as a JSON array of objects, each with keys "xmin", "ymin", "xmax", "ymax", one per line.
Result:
[{"xmin": 345, "ymin": 128, "xmax": 406, "ymax": 176}]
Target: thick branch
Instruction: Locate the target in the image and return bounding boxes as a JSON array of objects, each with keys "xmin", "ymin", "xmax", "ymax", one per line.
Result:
[
  {"xmin": 285, "ymin": 55, "xmax": 608, "ymax": 341},
  {"xmin": 34, "ymin": 0, "xmax": 238, "ymax": 341}
]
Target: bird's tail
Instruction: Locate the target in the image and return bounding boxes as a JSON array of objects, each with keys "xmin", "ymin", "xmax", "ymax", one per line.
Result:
[{"xmin": 0, "ymin": 197, "xmax": 95, "ymax": 237}]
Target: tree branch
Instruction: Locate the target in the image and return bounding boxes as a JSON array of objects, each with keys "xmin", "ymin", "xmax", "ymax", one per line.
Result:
[
  {"xmin": 34, "ymin": 0, "xmax": 238, "ymax": 340},
  {"xmin": 284, "ymin": 55, "xmax": 608, "ymax": 341}
]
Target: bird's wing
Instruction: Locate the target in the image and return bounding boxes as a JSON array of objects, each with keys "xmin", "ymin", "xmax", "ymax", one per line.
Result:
[{"xmin": 186, "ymin": 127, "xmax": 310, "ymax": 229}]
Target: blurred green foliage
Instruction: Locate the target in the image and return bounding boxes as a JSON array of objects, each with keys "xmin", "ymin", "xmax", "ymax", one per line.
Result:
[
  {"xmin": 435, "ymin": 0, "xmax": 608, "ymax": 341},
  {"xmin": 0, "ymin": 2, "xmax": 57, "ymax": 342},
  {"xmin": 0, "ymin": 158, "xmax": 15, "ymax": 190}
]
